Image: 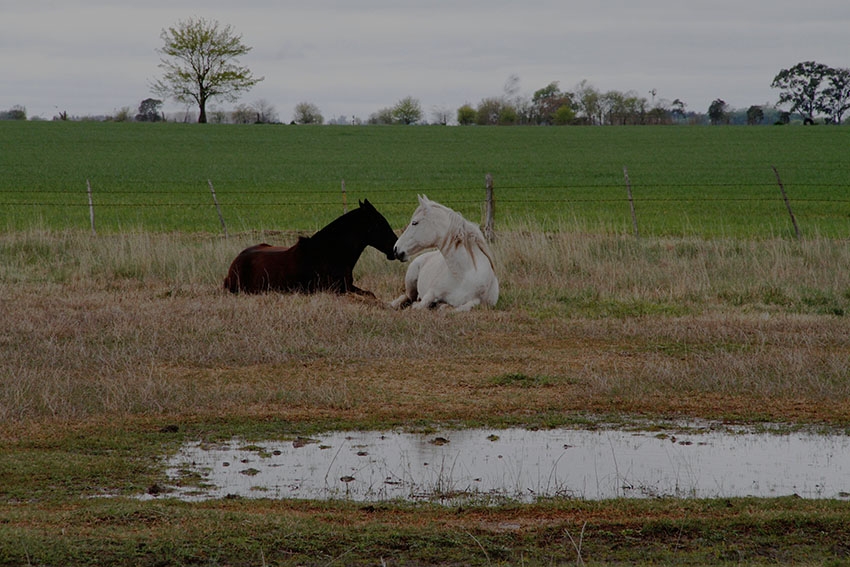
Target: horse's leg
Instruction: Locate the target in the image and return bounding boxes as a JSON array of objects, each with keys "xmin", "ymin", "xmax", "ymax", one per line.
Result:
[
  {"xmin": 410, "ymin": 290, "xmax": 437, "ymax": 309},
  {"xmin": 452, "ymin": 297, "xmax": 482, "ymax": 312},
  {"xmin": 390, "ymin": 255, "xmax": 425, "ymax": 309},
  {"xmin": 390, "ymin": 293, "xmax": 413, "ymax": 309},
  {"xmin": 349, "ymin": 286, "xmax": 377, "ymax": 299}
]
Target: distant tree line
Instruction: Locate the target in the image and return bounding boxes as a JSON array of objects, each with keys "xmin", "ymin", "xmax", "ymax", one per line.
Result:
[{"xmin": 3, "ymin": 46, "xmax": 847, "ymax": 126}]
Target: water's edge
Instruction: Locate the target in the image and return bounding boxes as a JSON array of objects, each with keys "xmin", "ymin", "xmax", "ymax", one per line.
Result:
[{"xmin": 143, "ymin": 424, "xmax": 850, "ymax": 503}]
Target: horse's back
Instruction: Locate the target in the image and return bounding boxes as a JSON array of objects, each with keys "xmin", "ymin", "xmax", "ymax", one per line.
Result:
[{"xmin": 224, "ymin": 243, "xmax": 292, "ymax": 293}]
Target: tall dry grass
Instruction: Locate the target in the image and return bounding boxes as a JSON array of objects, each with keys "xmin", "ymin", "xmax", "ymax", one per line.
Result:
[{"xmin": 1, "ymin": 228, "xmax": 849, "ymax": 426}]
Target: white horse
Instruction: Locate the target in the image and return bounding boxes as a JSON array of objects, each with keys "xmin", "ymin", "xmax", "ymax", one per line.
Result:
[{"xmin": 391, "ymin": 195, "xmax": 499, "ymax": 311}]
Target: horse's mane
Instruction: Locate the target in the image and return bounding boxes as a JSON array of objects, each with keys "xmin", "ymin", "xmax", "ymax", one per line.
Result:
[
  {"xmin": 431, "ymin": 201, "xmax": 495, "ymax": 271},
  {"xmin": 302, "ymin": 205, "xmax": 368, "ymax": 246}
]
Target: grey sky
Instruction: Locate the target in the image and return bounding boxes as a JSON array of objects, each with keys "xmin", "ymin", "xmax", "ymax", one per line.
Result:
[{"xmin": 2, "ymin": 0, "xmax": 849, "ymax": 121}]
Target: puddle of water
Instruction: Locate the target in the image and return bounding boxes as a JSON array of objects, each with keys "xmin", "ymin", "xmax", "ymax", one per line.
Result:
[{"xmin": 148, "ymin": 427, "xmax": 850, "ymax": 503}]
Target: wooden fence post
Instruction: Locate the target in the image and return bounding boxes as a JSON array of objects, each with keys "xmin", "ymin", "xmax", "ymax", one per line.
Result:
[
  {"xmin": 86, "ymin": 179, "xmax": 96, "ymax": 235},
  {"xmin": 341, "ymin": 179, "xmax": 347, "ymax": 214},
  {"xmin": 623, "ymin": 166, "xmax": 639, "ymax": 237},
  {"xmin": 207, "ymin": 179, "xmax": 229, "ymax": 239},
  {"xmin": 772, "ymin": 166, "xmax": 801, "ymax": 239},
  {"xmin": 483, "ymin": 173, "xmax": 495, "ymax": 242}
]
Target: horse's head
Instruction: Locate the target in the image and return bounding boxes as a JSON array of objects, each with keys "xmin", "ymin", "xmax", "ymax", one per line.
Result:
[
  {"xmin": 359, "ymin": 199, "xmax": 399, "ymax": 261},
  {"xmin": 393, "ymin": 195, "xmax": 448, "ymax": 262}
]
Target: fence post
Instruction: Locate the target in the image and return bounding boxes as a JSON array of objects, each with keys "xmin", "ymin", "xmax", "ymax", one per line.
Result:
[
  {"xmin": 623, "ymin": 166, "xmax": 639, "ymax": 237},
  {"xmin": 772, "ymin": 166, "xmax": 801, "ymax": 239},
  {"xmin": 86, "ymin": 179, "xmax": 96, "ymax": 235},
  {"xmin": 483, "ymin": 173, "xmax": 495, "ymax": 242},
  {"xmin": 207, "ymin": 179, "xmax": 229, "ymax": 239},
  {"xmin": 341, "ymin": 179, "xmax": 347, "ymax": 214}
]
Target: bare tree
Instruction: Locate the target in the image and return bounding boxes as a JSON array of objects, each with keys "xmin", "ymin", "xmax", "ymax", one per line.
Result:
[
  {"xmin": 251, "ymin": 99, "xmax": 278, "ymax": 123},
  {"xmin": 574, "ymin": 80, "xmax": 602, "ymax": 125},
  {"xmin": 431, "ymin": 105, "xmax": 452, "ymax": 125},
  {"xmin": 231, "ymin": 104, "xmax": 254, "ymax": 124}
]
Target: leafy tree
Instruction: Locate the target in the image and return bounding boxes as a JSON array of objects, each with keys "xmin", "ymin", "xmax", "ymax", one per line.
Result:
[
  {"xmin": 475, "ymin": 97, "xmax": 509, "ymax": 125},
  {"xmin": 457, "ymin": 104, "xmax": 476, "ymax": 125},
  {"xmin": 152, "ymin": 17, "xmax": 263, "ymax": 123},
  {"xmin": 746, "ymin": 105, "xmax": 764, "ymax": 125},
  {"xmin": 136, "ymin": 98, "xmax": 163, "ymax": 122},
  {"xmin": 0, "ymin": 105, "xmax": 27, "ymax": 120},
  {"xmin": 821, "ymin": 67, "xmax": 850, "ymax": 124},
  {"xmin": 498, "ymin": 105, "xmax": 518, "ymax": 125},
  {"xmin": 391, "ymin": 96, "xmax": 423, "ymax": 125},
  {"xmin": 646, "ymin": 104, "xmax": 670, "ymax": 125},
  {"xmin": 708, "ymin": 98, "xmax": 728, "ymax": 125},
  {"xmin": 603, "ymin": 90, "xmax": 647, "ymax": 125},
  {"xmin": 368, "ymin": 107, "xmax": 394, "ymax": 125},
  {"xmin": 553, "ymin": 105, "xmax": 575, "ymax": 125},
  {"xmin": 293, "ymin": 102, "xmax": 324, "ymax": 124},
  {"xmin": 113, "ymin": 107, "xmax": 133, "ymax": 122},
  {"xmin": 771, "ymin": 61, "xmax": 830, "ymax": 124},
  {"xmin": 531, "ymin": 81, "xmax": 573, "ymax": 125}
]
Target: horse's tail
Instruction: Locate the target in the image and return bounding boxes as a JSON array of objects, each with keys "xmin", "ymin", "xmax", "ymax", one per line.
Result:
[{"xmin": 223, "ymin": 258, "xmax": 244, "ymax": 293}]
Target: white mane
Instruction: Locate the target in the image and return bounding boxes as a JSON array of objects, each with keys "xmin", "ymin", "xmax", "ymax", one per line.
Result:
[{"xmin": 431, "ymin": 202, "xmax": 495, "ymax": 271}]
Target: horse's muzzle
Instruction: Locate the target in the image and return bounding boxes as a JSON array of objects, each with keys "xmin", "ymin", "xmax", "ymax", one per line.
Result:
[{"xmin": 393, "ymin": 246, "xmax": 407, "ymax": 262}]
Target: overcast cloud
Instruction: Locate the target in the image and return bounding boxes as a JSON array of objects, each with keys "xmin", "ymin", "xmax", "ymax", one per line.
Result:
[{"xmin": 2, "ymin": 0, "xmax": 849, "ymax": 121}]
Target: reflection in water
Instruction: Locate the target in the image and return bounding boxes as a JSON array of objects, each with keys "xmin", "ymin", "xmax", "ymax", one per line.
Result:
[{"xmin": 150, "ymin": 427, "xmax": 850, "ymax": 503}]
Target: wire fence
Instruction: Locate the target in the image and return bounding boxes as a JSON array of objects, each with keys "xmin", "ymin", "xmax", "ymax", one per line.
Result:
[
  {"xmin": 3, "ymin": 175, "xmax": 850, "ymax": 238},
  {"xmin": 5, "ymin": 188, "xmax": 850, "ymax": 207}
]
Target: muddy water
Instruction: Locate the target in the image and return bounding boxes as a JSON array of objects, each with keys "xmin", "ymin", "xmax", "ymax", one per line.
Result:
[{"xmin": 151, "ymin": 426, "xmax": 850, "ymax": 502}]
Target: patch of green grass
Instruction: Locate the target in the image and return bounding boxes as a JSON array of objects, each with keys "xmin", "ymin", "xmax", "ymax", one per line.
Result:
[
  {"xmin": 489, "ymin": 372, "xmax": 559, "ymax": 388},
  {"xmin": 556, "ymin": 290, "xmax": 693, "ymax": 318},
  {"xmin": 3, "ymin": 496, "xmax": 850, "ymax": 566}
]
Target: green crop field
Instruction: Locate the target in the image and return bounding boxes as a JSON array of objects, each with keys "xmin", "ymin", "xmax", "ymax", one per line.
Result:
[{"xmin": 1, "ymin": 121, "xmax": 849, "ymax": 237}]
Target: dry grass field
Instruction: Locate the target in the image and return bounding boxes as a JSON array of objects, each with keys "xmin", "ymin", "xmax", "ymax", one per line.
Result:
[{"xmin": 3, "ymin": 227, "xmax": 849, "ymax": 431}]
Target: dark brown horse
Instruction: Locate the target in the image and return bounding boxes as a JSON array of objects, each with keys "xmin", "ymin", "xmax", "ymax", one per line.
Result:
[{"xmin": 224, "ymin": 199, "xmax": 398, "ymax": 295}]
